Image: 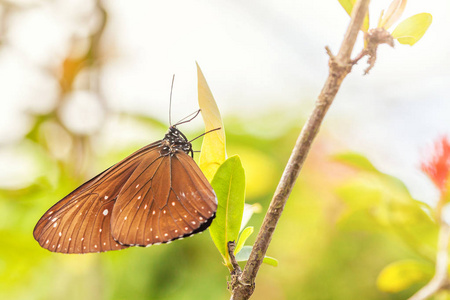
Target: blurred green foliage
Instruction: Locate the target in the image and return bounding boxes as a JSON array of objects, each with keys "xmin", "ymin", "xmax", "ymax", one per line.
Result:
[{"xmin": 1, "ymin": 108, "xmax": 445, "ymax": 299}]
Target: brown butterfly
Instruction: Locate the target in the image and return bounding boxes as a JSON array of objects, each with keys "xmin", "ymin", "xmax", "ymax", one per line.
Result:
[{"xmin": 33, "ymin": 119, "xmax": 218, "ymax": 254}]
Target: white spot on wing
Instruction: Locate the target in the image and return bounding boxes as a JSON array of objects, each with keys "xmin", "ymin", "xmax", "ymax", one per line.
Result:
[
  {"xmin": 53, "ymin": 223, "xmax": 57, "ymax": 228},
  {"xmin": 144, "ymin": 204, "xmax": 147, "ymax": 209},
  {"xmin": 104, "ymin": 196, "xmax": 108, "ymax": 200},
  {"xmin": 103, "ymin": 209, "xmax": 108, "ymax": 216},
  {"xmin": 58, "ymin": 232, "xmax": 62, "ymax": 237},
  {"xmin": 138, "ymin": 195, "xmax": 141, "ymax": 200},
  {"xmin": 136, "ymin": 184, "xmax": 139, "ymax": 188}
]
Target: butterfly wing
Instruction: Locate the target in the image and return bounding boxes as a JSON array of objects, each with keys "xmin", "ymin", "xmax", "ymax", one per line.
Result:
[
  {"xmin": 33, "ymin": 142, "xmax": 161, "ymax": 253},
  {"xmin": 111, "ymin": 151, "xmax": 217, "ymax": 246}
]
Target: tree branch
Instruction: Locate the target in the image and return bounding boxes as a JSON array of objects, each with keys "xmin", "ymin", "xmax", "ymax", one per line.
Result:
[{"xmin": 229, "ymin": 0, "xmax": 371, "ymax": 299}]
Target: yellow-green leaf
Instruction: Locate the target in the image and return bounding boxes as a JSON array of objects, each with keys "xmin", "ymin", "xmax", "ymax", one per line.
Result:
[
  {"xmin": 377, "ymin": 260, "xmax": 433, "ymax": 293},
  {"xmin": 197, "ymin": 62, "xmax": 226, "ymax": 181},
  {"xmin": 209, "ymin": 155, "xmax": 246, "ymax": 269},
  {"xmin": 392, "ymin": 13, "xmax": 432, "ymax": 46},
  {"xmin": 234, "ymin": 226, "xmax": 254, "ymax": 255},
  {"xmin": 378, "ymin": 0, "xmax": 407, "ymax": 29},
  {"xmin": 338, "ymin": 0, "xmax": 370, "ymax": 32},
  {"xmin": 332, "ymin": 152, "xmax": 379, "ymax": 173}
]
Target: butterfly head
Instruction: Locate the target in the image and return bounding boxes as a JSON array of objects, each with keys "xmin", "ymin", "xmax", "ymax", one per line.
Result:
[{"xmin": 161, "ymin": 126, "xmax": 193, "ymax": 157}]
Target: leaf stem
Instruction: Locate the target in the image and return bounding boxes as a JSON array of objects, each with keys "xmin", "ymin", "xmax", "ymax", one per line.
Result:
[
  {"xmin": 229, "ymin": 0, "xmax": 371, "ymax": 299},
  {"xmin": 408, "ymin": 194, "xmax": 450, "ymax": 300}
]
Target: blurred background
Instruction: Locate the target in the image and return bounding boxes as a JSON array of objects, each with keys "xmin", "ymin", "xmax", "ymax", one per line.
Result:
[{"xmin": 1, "ymin": 0, "xmax": 449, "ymax": 299}]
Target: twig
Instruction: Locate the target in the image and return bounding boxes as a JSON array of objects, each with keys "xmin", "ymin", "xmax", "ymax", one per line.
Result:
[
  {"xmin": 228, "ymin": 241, "xmax": 242, "ymax": 276},
  {"xmin": 228, "ymin": 242, "xmax": 247, "ymax": 292},
  {"xmin": 229, "ymin": 0, "xmax": 370, "ymax": 299}
]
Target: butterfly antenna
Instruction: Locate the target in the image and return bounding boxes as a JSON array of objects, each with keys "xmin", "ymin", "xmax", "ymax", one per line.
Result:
[
  {"xmin": 169, "ymin": 75, "xmax": 175, "ymax": 126},
  {"xmin": 189, "ymin": 127, "xmax": 221, "ymax": 143},
  {"xmin": 174, "ymin": 109, "xmax": 201, "ymax": 126}
]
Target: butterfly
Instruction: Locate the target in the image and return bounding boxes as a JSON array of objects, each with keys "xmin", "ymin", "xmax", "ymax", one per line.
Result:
[{"xmin": 33, "ymin": 115, "xmax": 218, "ymax": 254}]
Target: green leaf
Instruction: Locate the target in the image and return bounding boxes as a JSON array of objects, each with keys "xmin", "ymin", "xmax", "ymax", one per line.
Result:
[
  {"xmin": 392, "ymin": 13, "xmax": 432, "ymax": 46},
  {"xmin": 335, "ymin": 152, "xmax": 438, "ymax": 258},
  {"xmin": 377, "ymin": 260, "xmax": 433, "ymax": 293},
  {"xmin": 332, "ymin": 152, "xmax": 379, "ymax": 173},
  {"xmin": 234, "ymin": 226, "xmax": 254, "ymax": 255},
  {"xmin": 235, "ymin": 246, "xmax": 278, "ymax": 267},
  {"xmin": 209, "ymin": 155, "xmax": 246, "ymax": 268},
  {"xmin": 197, "ymin": 62, "xmax": 227, "ymax": 181},
  {"xmin": 338, "ymin": 0, "xmax": 370, "ymax": 32}
]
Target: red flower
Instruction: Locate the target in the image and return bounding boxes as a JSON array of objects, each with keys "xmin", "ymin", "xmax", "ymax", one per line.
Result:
[{"xmin": 421, "ymin": 136, "xmax": 450, "ymax": 192}]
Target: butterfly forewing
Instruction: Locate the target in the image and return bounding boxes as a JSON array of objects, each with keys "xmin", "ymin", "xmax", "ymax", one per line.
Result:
[
  {"xmin": 111, "ymin": 150, "xmax": 217, "ymax": 246},
  {"xmin": 109, "ymin": 147, "xmax": 166, "ymax": 245}
]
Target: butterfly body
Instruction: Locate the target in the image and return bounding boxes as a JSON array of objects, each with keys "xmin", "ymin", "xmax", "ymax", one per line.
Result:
[{"xmin": 33, "ymin": 126, "xmax": 217, "ymax": 254}]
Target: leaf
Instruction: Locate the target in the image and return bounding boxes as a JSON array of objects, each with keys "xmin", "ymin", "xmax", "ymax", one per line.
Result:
[
  {"xmin": 234, "ymin": 226, "xmax": 254, "ymax": 255},
  {"xmin": 338, "ymin": 0, "xmax": 370, "ymax": 32},
  {"xmin": 335, "ymin": 151, "xmax": 439, "ymax": 256},
  {"xmin": 332, "ymin": 152, "xmax": 379, "ymax": 173},
  {"xmin": 240, "ymin": 203, "xmax": 262, "ymax": 232},
  {"xmin": 378, "ymin": 0, "xmax": 407, "ymax": 29},
  {"xmin": 235, "ymin": 246, "xmax": 278, "ymax": 267},
  {"xmin": 377, "ymin": 260, "xmax": 433, "ymax": 293},
  {"xmin": 209, "ymin": 155, "xmax": 246, "ymax": 268},
  {"xmin": 392, "ymin": 13, "xmax": 432, "ymax": 46},
  {"xmin": 197, "ymin": 62, "xmax": 226, "ymax": 181}
]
